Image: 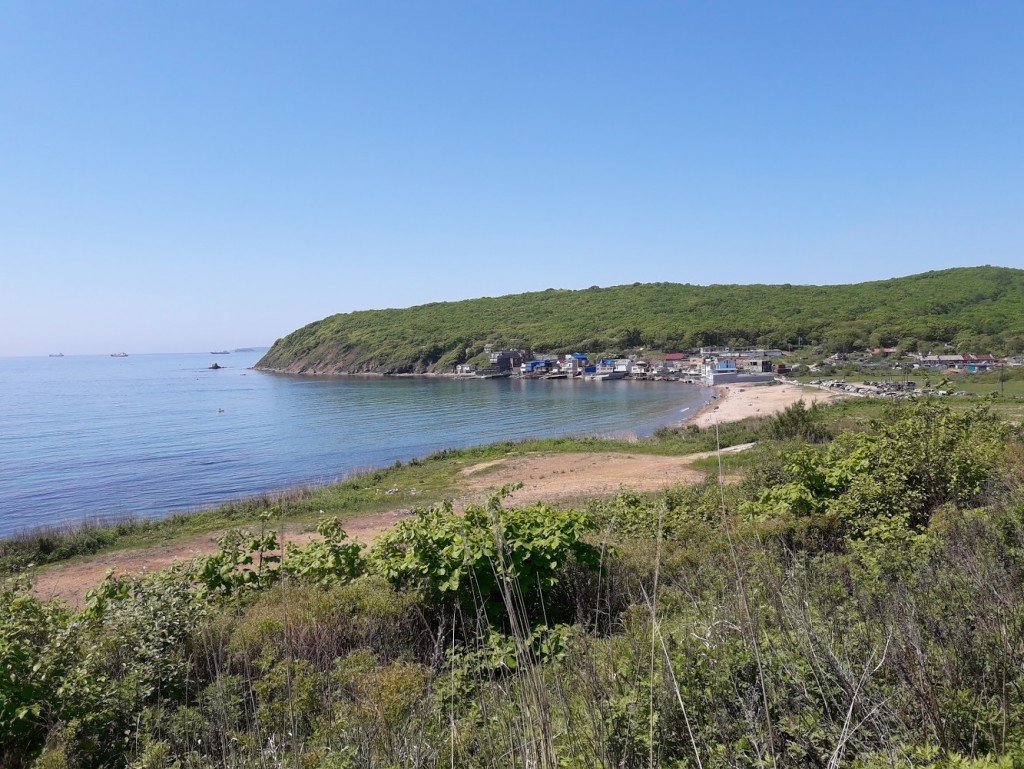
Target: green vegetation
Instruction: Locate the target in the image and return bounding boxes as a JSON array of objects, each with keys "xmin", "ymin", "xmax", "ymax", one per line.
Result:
[
  {"xmin": 794, "ymin": 367, "xmax": 1024, "ymax": 422},
  {"xmin": 5, "ymin": 393, "xmax": 1017, "ymax": 575},
  {"xmin": 256, "ymin": 266, "xmax": 1024, "ymax": 373},
  {"xmin": 3, "ymin": 400, "xmax": 1024, "ymax": 767},
  {"xmin": 929, "ymin": 367, "xmax": 1024, "ymax": 398},
  {"xmin": 0, "ymin": 419, "xmax": 763, "ymax": 575}
]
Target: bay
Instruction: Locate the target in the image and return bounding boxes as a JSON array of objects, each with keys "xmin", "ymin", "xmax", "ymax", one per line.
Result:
[{"xmin": 0, "ymin": 351, "xmax": 713, "ymax": 537}]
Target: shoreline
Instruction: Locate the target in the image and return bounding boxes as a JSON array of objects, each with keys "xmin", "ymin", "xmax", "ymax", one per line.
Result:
[
  {"xmin": 5, "ymin": 382, "xmax": 805, "ymax": 546},
  {"xmin": 1, "ymin": 378, "xmax": 715, "ymax": 543},
  {"xmin": 17, "ymin": 382, "xmax": 833, "ymax": 604},
  {"xmin": 4, "ymin": 382, "xmax": 821, "ymax": 546}
]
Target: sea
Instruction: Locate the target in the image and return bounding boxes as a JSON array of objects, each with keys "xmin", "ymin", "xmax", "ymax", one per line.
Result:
[{"xmin": 0, "ymin": 351, "xmax": 714, "ymax": 537}]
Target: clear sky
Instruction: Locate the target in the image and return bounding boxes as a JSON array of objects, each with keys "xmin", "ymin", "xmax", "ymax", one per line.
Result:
[{"xmin": 2, "ymin": 2, "xmax": 1022, "ymax": 356}]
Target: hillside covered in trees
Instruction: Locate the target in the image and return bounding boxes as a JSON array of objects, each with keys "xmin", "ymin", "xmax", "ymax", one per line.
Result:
[{"xmin": 256, "ymin": 266, "xmax": 1024, "ymax": 374}]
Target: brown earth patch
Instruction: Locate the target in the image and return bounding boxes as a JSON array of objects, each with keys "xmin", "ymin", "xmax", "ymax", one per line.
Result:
[{"xmin": 458, "ymin": 447, "xmax": 751, "ymax": 507}]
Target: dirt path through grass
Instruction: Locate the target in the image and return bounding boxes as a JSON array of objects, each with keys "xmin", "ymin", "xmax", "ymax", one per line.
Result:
[
  {"xmin": 31, "ymin": 446, "xmax": 753, "ymax": 606},
  {"xmin": 30, "ymin": 509, "xmax": 413, "ymax": 607}
]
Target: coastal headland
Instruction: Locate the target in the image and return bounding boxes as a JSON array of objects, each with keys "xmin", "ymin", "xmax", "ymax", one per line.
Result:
[{"xmin": 254, "ymin": 266, "xmax": 1024, "ymax": 375}]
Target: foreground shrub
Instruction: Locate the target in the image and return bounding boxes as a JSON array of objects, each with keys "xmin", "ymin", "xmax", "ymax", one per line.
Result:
[
  {"xmin": 222, "ymin": 577, "xmax": 425, "ymax": 667},
  {"xmin": 759, "ymin": 399, "xmax": 835, "ymax": 443},
  {"xmin": 370, "ymin": 489, "xmax": 600, "ymax": 625},
  {"xmin": 747, "ymin": 400, "xmax": 1007, "ymax": 542}
]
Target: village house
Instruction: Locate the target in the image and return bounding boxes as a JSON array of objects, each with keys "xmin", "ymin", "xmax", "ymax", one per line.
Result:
[
  {"xmin": 559, "ymin": 352, "xmax": 588, "ymax": 375},
  {"xmin": 489, "ymin": 350, "xmax": 525, "ymax": 372},
  {"xmin": 964, "ymin": 354, "xmax": 998, "ymax": 372},
  {"xmin": 737, "ymin": 357, "xmax": 774, "ymax": 374},
  {"xmin": 663, "ymin": 352, "xmax": 687, "ymax": 373},
  {"xmin": 920, "ymin": 354, "xmax": 966, "ymax": 370},
  {"xmin": 613, "ymin": 358, "xmax": 634, "ymax": 376},
  {"xmin": 700, "ymin": 355, "xmax": 777, "ymax": 385}
]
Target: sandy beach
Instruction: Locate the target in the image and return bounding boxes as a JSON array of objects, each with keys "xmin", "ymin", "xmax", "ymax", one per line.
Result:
[{"xmin": 690, "ymin": 380, "xmax": 842, "ymax": 428}]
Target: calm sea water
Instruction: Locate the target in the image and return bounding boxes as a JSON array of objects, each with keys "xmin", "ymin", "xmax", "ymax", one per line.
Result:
[{"xmin": 0, "ymin": 352, "xmax": 713, "ymax": 537}]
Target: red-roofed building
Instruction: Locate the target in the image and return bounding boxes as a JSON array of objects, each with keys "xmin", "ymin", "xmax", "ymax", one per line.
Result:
[{"xmin": 661, "ymin": 352, "xmax": 687, "ymax": 373}]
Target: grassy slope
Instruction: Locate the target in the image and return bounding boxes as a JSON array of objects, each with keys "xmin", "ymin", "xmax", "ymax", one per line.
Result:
[
  {"xmin": 256, "ymin": 266, "xmax": 1024, "ymax": 373},
  {"xmin": 6, "ymin": 401, "xmax": 1020, "ymax": 767}
]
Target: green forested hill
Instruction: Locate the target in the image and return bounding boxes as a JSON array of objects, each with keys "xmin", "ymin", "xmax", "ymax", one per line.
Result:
[{"xmin": 256, "ymin": 266, "xmax": 1024, "ymax": 373}]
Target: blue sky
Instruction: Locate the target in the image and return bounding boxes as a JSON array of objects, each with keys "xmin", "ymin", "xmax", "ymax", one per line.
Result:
[{"xmin": 2, "ymin": 2, "xmax": 1022, "ymax": 355}]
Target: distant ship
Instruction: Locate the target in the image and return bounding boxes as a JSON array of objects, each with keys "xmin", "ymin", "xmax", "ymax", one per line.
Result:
[
  {"xmin": 110, "ymin": 352, "xmax": 128, "ymax": 358},
  {"xmin": 210, "ymin": 350, "xmax": 230, "ymax": 355},
  {"xmin": 48, "ymin": 353, "xmax": 64, "ymax": 357}
]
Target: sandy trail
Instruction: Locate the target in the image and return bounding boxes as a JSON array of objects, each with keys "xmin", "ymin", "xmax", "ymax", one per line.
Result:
[
  {"xmin": 691, "ymin": 381, "xmax": 841, "ymax": 428},
  {"xmin": 458, "ymin": 446, "xmax": 751, "ymax": 507},
  {"xmin": 30, "ymin": 447, "xmax": 752, "ymax": 607}
]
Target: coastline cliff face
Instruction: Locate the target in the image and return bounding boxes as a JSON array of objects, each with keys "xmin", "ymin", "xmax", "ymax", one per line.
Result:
[{"xmin": 255, "ymin": 266, "xmax": 1024, "ymax": 375}]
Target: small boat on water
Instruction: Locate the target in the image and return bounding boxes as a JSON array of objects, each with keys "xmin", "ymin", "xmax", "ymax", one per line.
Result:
[
  {"xmin": 48, "ymin": 353, "xmax": 64, "ymax": 357},
  {"xmin": 210, "ymin": 350, "xmax": 230, "ymax": 355},
  {"xmin": 209, "ymin": 362, "xmax": 223, "ymax": 370},
  {"xmin": 110, "ymin": 352, "xmax": 128, "ymax": 358},
  {"xmin": 541, "ymin": 372, "xmax": 568, "ymax": 379}
]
